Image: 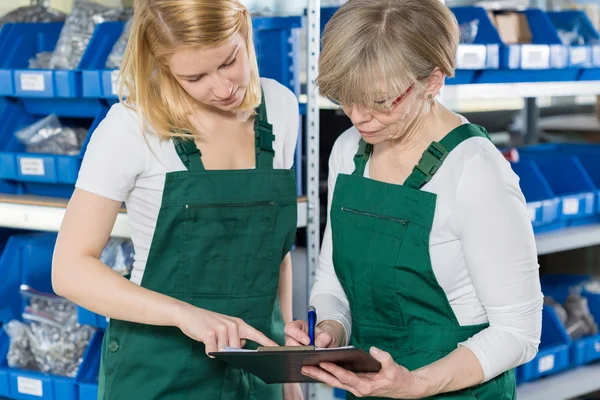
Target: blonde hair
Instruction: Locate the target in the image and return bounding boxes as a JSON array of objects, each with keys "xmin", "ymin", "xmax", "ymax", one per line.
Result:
[
  {"xmin": 318, "ymin": 0, "xmax": 459, "ymax": 108},
  {"xmin": 119, "ymin": 0, "xmax": 261, "ymax": 140}
]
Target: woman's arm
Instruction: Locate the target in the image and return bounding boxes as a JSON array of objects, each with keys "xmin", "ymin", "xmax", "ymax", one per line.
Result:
[
  {"xmin": 410, "ymin": 149, "xmax": 544, "ymax": 395},
  {"xmin": 53, "ymin": 189, "xmax": 277, "ymax": 354},
  {"xmin": 52, "ymin": 188, "xmax": 185, "ymax": 326}
]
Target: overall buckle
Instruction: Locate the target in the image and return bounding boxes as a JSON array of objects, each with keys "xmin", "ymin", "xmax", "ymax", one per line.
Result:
[{"xmin": 415, "ymin": 142, "xmax": 448, "ymax": 183}]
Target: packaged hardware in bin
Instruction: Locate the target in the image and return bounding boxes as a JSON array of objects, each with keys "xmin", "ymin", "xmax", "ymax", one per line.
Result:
[
  {"xmin": 4, "ymin": 285, "xmax": 95, "ymax": 378},
  {"xmin": 31, "ymin": 0, "xmax": 132, "ymax": 70},
  {"xmin": 106, "ymin": 17, "xmax": 133, "ymax": 69},
  {"xmin": 101, "ymin": 238, "xmax": 134, "ymax": 276},
  {"xmin": 15, "ymin": 114, "xmax": 88, "ymax": 156},
  {"xmin": 0, "ymin": 5, "xmax": 65, "ymax": 27},
  {"xmin": 459, "ymin": 19, "xmax": 480, "ymax": 44}
]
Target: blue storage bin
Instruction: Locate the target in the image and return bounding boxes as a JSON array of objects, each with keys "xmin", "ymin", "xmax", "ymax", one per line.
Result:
[
  {"xmin": 449, "ymin": 7, "xmax": 502, "ymax": 85},
  {"xmin": 0, "ymin": 22, "xmax": 108, "ymax": 103},
  {"xmin": 0, "ymin": 330, "xmax": 102, "ymax": 400},
  {"xmin": 0, "ymin": 233, "xmax": 102, "ymax": 400},
  {"xmin": 82, "ymin": 17, "xmax": 302, "ymax": 99},
  {"xmin": 520, "ymin": 144, "xmax": 600, "ymax": 217},
  {"xmin": 519, "ymin": 305, "xmax": 571, "ymax": 382},
  {"xmin": 77, "ymin": 331, "xmax": 103, "ymax": 400},
  {"xmin": 475, "ymin": 9, "xmax": 578, "ymax": 83},
  {"xmin": 547, "ymin": 10, "xmax": 598, "ymax": 68},
  {"xmin": 77, "ymin": 307, "xmax": 108, "ymax": 331},
  {"xmin": 519, "ymin": 153, "xmax": 596, "ymax": 225},
  {"xmin": 0, "ymin": 234, "xmax": 57, "ymax": 324},
  {"xmin": 510, "ymin": 160, "xmax": 561, "ymax": 232},
  {"xmin": 0, "ymin": 99, "xmax": 107, "ymax": 198},
  {"xmin": 542, "ymin": 274, "xmax": 600, "ymax": 367}
]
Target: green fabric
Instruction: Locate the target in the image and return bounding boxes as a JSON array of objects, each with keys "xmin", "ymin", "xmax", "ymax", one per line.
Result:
[
  {"xmin": 331, "ymin": 124, "xmax": 515, "ymax": 400},
  {"xmin": 98, "ymin": 91, "xmax": 297, "ymax": 400}
]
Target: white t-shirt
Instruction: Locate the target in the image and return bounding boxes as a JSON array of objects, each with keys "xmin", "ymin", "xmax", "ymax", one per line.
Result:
[
  {"xmin": 311, "ymin": 118, "xmax": 543, "ymax": 382},
  {"xmin": 76, "ymin": 78, "xmax": 299, "ymax": 285}
]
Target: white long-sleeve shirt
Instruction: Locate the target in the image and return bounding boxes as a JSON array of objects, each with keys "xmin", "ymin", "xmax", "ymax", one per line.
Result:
[{"xmin": 311, "ymin": 121, "xmax": 543, "ymax": 382}]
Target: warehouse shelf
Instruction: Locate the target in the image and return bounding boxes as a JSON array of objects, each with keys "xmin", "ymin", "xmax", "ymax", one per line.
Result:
[
  {"xmin": 517, "ymin": 362, "xmax": 600, "ymax": 400},
  {"xmin": 0, "ymin": 195, "xmax": 309, "ymax": 237},
  {"xmin": 536, "ymin": 223, "xmax": 600, "ymax": 255}
]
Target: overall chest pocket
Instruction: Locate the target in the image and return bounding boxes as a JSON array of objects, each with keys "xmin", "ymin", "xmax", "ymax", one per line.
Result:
[
  {"xmin": 332, "ymin": 206, "xmax": 408, "ymax": 326},
  {"xmin": 177, "ymin": 202, "xmax": 278, "ymax": 296}
]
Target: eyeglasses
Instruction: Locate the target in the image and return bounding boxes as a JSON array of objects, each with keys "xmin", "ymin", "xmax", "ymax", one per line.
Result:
[{"xmin": 327, "ymin": 83, "xmax": 415, "ymax": 113}]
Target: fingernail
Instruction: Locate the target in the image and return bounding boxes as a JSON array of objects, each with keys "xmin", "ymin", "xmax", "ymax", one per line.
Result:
[{"xmin": 371, "ymin": 347, "xmax": 380, "ymax": 355}]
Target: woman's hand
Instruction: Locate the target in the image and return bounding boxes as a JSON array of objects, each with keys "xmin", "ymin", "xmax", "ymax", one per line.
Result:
[
  {"xmin": 176, "ymin": 303, "xmax": 278, "ymax": 356},
  {"xmin": 284, "ymin": 319, "xmax": 346, "ymax": 348},
  {"xmin": 301, "ymin": 347, "xmax": 425, "ymax": 399},
  {"xmin": 283, "ymin": 383, "xmax": 304, "ymax": 400}
]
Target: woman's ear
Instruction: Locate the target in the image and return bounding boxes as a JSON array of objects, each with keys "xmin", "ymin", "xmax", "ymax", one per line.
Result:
[{"xmin": 424, "ymin": 68, "xmax": 446, "ymax": 99}]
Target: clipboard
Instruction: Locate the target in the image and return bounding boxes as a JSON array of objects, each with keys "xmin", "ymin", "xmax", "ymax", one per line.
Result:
[{"xmin": 209, "ymin": 346, "xmax": 382, "ymax": 384}]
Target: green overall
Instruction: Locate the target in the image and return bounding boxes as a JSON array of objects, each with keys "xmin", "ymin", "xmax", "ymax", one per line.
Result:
[
  {"xmin": 331, "ymin": 124, "xmax": 515, "ymax": 400},
  {"xmin": 97, "ymin": 93, "xmax": 297, "ymax": 400}
]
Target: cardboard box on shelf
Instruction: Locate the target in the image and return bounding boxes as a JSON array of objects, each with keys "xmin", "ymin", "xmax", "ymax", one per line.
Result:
[{"xmin": 495, "ymin": 12, "xmax": 533, "ymax": 44}]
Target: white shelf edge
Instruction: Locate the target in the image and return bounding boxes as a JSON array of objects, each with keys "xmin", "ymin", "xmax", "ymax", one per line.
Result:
[
  {"xmin": 517, "ymin": 363, "xmax": 600, "ymax": 400},
  {"xmin": 535, "ymin": 224, "xmax": 600, "ymax": 256},
  {"xmin": 299, "ymin": 81, "xmax": 600, "ymax": 110},
  {"xmin": 0, "ymin": 198, "xmax": 309, "ymax": 239}
]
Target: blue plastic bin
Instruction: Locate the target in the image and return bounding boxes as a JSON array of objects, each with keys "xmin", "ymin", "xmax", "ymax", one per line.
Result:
[
  {"xmin": 520, "ymin": 144, "xmax": 600, "ymax": 218},
  {"xmin": 519, "ymin": 305, "xmax": 571, "ymax": 382},
  {"xmin": 511, "ymin": 160, "xmax": 561, "ymax": 232},
  {"xmin": 0, "ymin": 234, "xmax": 57, "ymax": 325},
  {"xmin": 0, "ymin": 22, "xmax": 107, "ymax": 105},
  {"xmin": 547, "ymin": 10, "xmax": 598, "ymax": 68},
  {"xmin": 82, "ymin": 17, "xmax": 302, "ymax": 99},
  {"xmin": 449, "ymin": 7, "xmax": 502, "ymax": 85},
  {"xmin": 77, "ymin": 331, "xmax": 103, "ymax": 400},
  {"xmin": 0, "ymin": 233, "xmax": 102, "ymax": 400},
  {"xmin": 518, "ymin": 153, "xmax": 596, "ymax": 226},
  {"xmin": 77, "ymin": 307, "xmax": 109, "ymax": 331},
  {"xmin": 542, "ymin": 274, "xmax": 600, "ymax": 367},
  {"xmin": 0, "ymin": 99, "xmax": 107, "ymax": 198},
  {"xmin": 475, "ymin": 9, "xmax": 578, "ymax": 83}
]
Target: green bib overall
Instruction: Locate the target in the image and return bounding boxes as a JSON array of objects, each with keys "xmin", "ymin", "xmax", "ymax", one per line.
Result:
[
  {"xmin": 330, "ymin": 124, "xmax": 515, "ymax": 400},
  {"xmin": 97, "ymin": 93, "xmax": 297, "ymax": 399}
]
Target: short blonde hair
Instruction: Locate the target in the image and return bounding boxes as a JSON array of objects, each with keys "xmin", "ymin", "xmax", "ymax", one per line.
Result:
[
  {"xmin": 120, "ymin": 0, "xmax": 261, "ymax": 140},
  {"xmin": 318, "ymin": 0, "xmax": 459, "ymax": 107}
]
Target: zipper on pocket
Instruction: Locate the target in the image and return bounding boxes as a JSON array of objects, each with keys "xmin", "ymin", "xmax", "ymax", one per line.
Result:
[
  {"xmin": 186, "ymin": 201, "xmax": 279, "ymax": 208},
  {"xmin": 341, "ymin": 207, "xmax": 408, "ymax": 225}
]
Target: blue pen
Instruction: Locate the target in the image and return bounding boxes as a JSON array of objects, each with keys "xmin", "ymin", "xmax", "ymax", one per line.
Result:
[{"xmin": 308, "ymin": 306, "xmax": 317, "ymax": 346}]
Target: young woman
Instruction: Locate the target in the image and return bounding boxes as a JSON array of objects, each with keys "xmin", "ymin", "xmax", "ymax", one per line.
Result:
[
  {"xmin": 52, "ymin": 1, "xmax": 302, "ymax": 398},
  {"xmin": 285, "ymin": 1, "xmax": 543, "ymax": 398}
]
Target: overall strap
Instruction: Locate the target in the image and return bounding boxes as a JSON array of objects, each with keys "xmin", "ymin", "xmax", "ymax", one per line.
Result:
[
  {"xmin": 404, "ymin": 124, "xmax": 490, "ymax": 190},
  {"xmin": 352, "ymin": 139, "xmax": 373, "ymax": 176},
  {"xmin": 255, "ymin": 89, "xmax": 275, "ymax": 171},
  {"xmin": 173, "ymin": 135, "xmax": 205, "ymax": 172}
]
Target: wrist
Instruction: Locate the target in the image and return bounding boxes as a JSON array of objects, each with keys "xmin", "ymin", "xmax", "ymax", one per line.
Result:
[
  {"xmin": 317, "ymin": 320, "xmax": 346, "ymax": 347},
  {"xmin": 411, "ymin": 367, "xmax": 448, "ymax": 398},
  {"xmin": 171, "ymin": 300, "xmax": 191, "ymax": 329}
]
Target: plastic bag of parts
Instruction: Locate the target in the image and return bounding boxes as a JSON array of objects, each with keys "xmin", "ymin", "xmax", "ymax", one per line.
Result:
[
  {"xmin": 101, "ymin": 238, "xmax": 135, "ymax": 276},
  {"xmin": 4, "ymin": 285, "xmax": 95, "ymax": 378},
  {"xmin": 459, "ymin": 19, "xmax": 480, "ymax": 44},
  {"xmin": 106, "ymin": 17, "xmax": 133, "ymax": 69},
  {"xmin": 39, "ymin": 0, "xmax": 132, "ymax": 70},
  {"xmin": 0, "ymin": 6, "xmax": 66, "ymax": 28},
  {"xmin": 15, "ymin": 114, "xmax": 87, "ymax": 156},
  {"xmin": 557, "ymin": 17, "xmax": 586, "ymax": 46}
]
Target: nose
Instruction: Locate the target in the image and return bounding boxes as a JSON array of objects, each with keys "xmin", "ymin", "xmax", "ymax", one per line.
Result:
[
  {"xmin": 346, "ymin": 105, "xmax": 372, "ymax": 127},
  {"xmin": 212, "ymin": 77, "xmax": 234, "ymax": 100}
]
